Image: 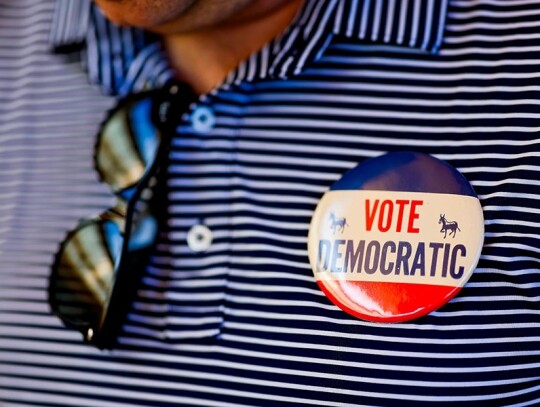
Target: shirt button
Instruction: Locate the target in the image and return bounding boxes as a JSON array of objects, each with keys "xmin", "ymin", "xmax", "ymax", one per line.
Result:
[
  {"xmin": 191, "ymin": 106, "xmax": 216, "ymax": 133},
  {"xmin": 187, "ymin": 224, "xmax": 213, "ymax": 252}
]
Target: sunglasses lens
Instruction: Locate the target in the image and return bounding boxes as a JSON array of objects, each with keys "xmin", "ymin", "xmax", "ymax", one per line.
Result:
[
  {"xmin": 50, "ymin": 212, "xmax": 124, "ymax": 332},
  {"xmin": 95, "ymin": 98, "xmax": 160, "ymax": 198}
]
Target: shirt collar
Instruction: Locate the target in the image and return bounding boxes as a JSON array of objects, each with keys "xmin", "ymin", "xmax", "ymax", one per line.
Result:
[
  {"xmin": 50, "ymin": 0, "xmax": 173, "ymax": 96},
  {"xmin": 49, "ymin": 0, "xmax": 92, "ymax": 52},
  {"xmin": 50, "ymin": 0, "xmax": 448, "ymax": 95},
  {"xmin": 335, "ymin": 0, "xmax": 448, "ymax": 52},
  {"xmin": 233, "ymin": 0, "xmax": 448, "ymax": 84}
]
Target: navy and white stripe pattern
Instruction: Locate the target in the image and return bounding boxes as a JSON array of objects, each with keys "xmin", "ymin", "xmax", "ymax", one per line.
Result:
[
  {"xmin": 229, "ymin": 0, "xmax": 448, "ymax": 82},
  {"xmin": 335, "ymin": 0, "xmax": 449, "ymax": 51},
  {"xmin": 3, "ymin": 0, "xmax": 540, "ymax": 406},
  {"xmin": 50, "ymin": 0, "xmax": 174, "ymax": 96},
  {"xmin": 48, "ymin": 0, "xmax": 92, "ymax": 51}
]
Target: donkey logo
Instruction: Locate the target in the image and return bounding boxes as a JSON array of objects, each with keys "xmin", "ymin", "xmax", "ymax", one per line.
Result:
[
  {"xmin": 329, "ymin": 212, "xmax": 348, "ymax": 234},
  {"xmin": 438, "ymin": 214, "xmax": 461, "ymax": 239}
]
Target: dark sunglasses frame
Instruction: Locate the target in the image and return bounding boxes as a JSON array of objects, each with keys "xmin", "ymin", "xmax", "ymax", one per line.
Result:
[{"xmin": 49, "ymin": 84, "xmax": 197, "ymax": 349}]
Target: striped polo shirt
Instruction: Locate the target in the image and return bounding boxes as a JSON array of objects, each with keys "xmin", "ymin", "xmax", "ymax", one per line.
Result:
[{"xmin": 2, "ymin": 0, "xmax": 540, "ymax": 406}]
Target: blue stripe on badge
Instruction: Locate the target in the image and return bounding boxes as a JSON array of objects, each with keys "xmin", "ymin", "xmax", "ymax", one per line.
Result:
[{"xmin": 331, "ymin": 152, "xmax": 478, "ymax": 197}]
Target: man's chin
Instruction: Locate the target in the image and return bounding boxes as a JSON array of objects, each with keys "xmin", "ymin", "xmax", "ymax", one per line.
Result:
[{"xmin": 94, "ymin": 0, "xmax": 198, "ymax": 32}]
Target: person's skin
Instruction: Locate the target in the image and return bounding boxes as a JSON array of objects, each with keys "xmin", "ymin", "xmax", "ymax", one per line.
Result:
[{"xmin": 93, "ymin": 0, "xmax": 303, "ymax": 94}]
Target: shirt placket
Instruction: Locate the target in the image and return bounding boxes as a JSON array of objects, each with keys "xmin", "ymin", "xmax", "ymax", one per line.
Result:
[{"xmin": 135, "ymin": 87, "xmax": 237, "ymax": 343}]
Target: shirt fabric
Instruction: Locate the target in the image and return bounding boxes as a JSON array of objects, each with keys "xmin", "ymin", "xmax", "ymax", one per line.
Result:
[{"xmin": 2, "ymin": 0, "xmax": 540, "ymax": 406}]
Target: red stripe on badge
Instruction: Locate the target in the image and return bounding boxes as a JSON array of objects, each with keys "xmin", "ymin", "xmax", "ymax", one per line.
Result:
[{"xmin": 316, "ymin": 280, "xmax": 461, "ymax": 323}]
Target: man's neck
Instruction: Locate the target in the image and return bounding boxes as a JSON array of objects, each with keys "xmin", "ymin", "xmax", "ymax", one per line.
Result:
[{"xmin": 164, "ymin": 0, "xmax": 303, "ymax": 95}]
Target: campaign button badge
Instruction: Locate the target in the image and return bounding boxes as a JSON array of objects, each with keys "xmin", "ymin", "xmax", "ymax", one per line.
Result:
[{"xmin": 307, "ymin": 152, "xmax": 484, "ymax": 323}]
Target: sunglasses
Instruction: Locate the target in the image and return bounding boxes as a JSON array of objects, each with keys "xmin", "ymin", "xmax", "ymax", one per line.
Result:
[{"xmin": 49, "ymin": 84, "xmax": 196, "ymax": 348}]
